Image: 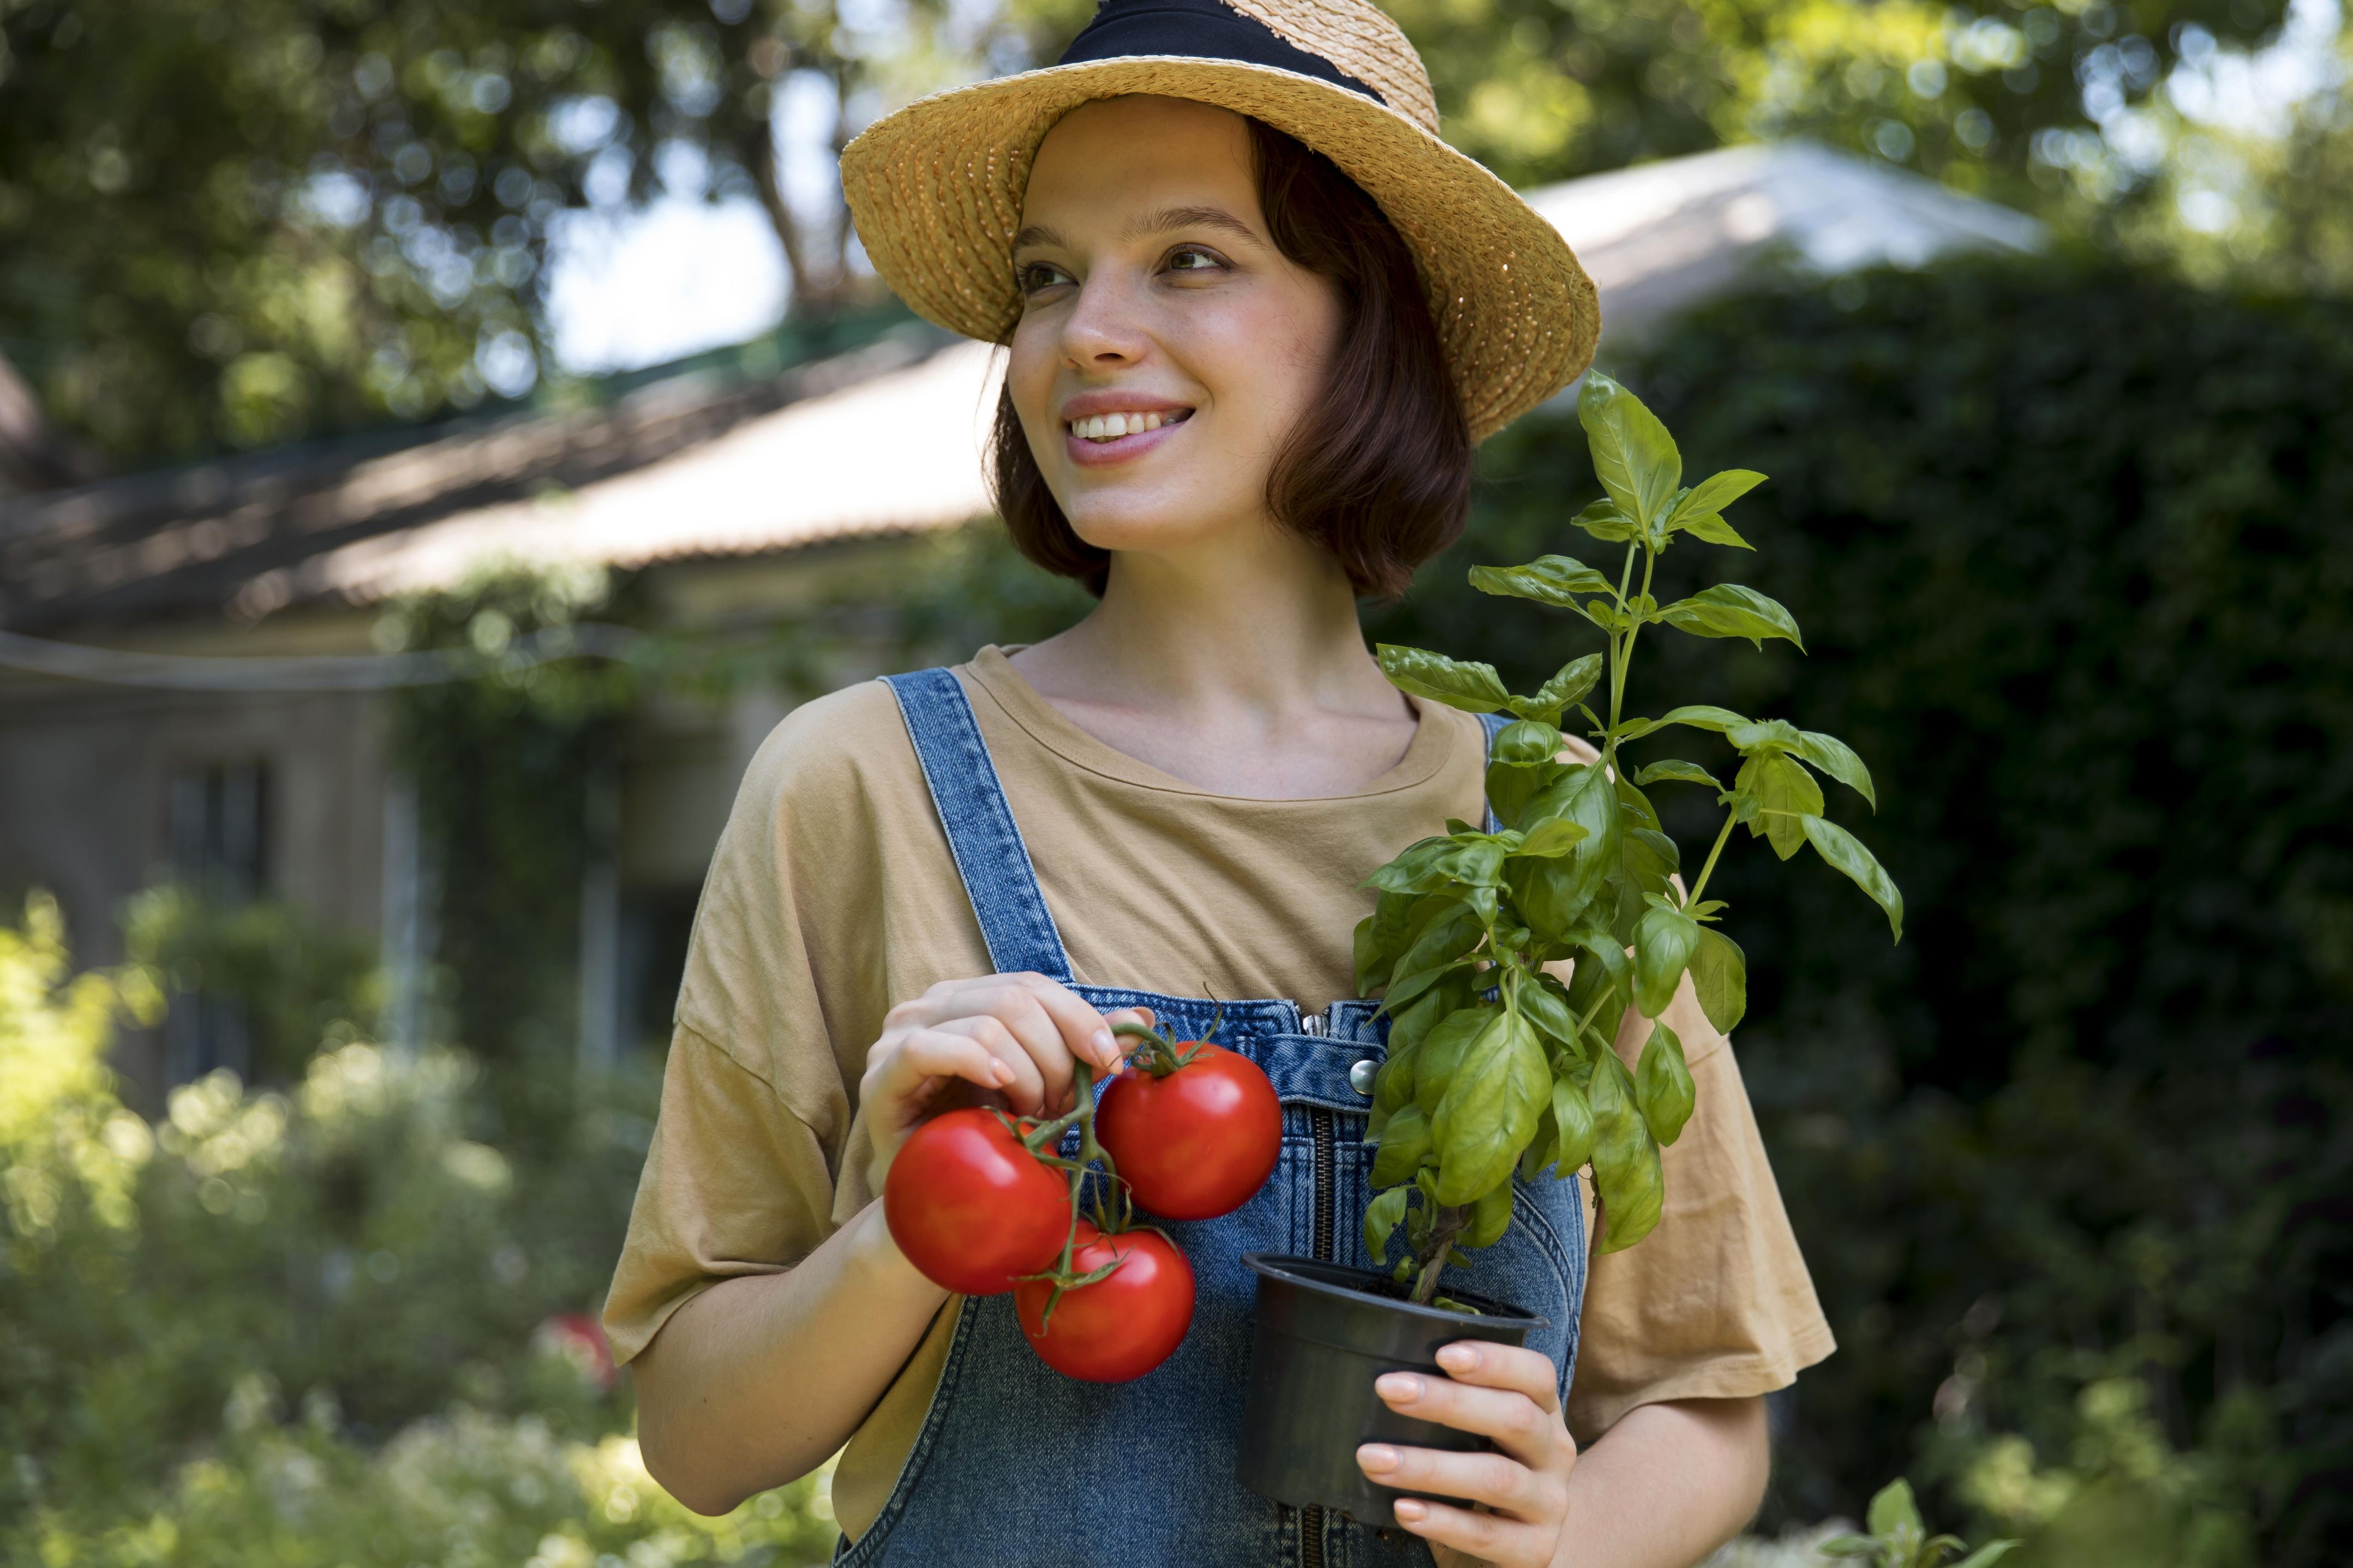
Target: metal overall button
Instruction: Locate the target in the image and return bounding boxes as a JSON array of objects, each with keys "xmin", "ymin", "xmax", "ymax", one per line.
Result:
[{"xmin": 1347, "ymin": 1058, "xmax": 1378, "ymax": 1096}]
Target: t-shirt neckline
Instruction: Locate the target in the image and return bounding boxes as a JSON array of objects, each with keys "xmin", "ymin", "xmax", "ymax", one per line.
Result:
[{"xmin": 959, "ymin": 644, "xmax": 1465, "ymax": 803}]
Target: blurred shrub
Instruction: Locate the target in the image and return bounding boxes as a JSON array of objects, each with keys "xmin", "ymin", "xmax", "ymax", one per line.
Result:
[
  {"xmin": 1367, "ymin": 256, "xmax": 2353, "ymax": 1563},
  {"xmin": 122, "ymin": 884, "xmax": 382, "ymax": 1085},
  {"xmin": 0, "ymin": 892, "xmax": 833, "ymax": 1563}
]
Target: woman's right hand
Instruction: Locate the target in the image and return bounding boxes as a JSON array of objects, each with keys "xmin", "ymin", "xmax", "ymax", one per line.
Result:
[{"xmin": 860, "ymin": 972, "xmax": 1155, "ymax": 1180}]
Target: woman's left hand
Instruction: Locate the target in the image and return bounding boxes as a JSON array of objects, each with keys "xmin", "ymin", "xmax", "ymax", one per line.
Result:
[{"xmin": 1355, "ymin": 1341, "xmax": 1575, "ymax": 1568}]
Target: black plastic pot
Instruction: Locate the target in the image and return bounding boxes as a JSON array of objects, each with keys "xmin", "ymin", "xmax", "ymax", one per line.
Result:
[{"xmin": 1234, "ymin": 1252, "xmax": 1547, "ymax": 1521}]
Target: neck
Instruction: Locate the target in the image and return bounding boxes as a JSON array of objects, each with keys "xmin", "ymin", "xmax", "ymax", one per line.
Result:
[{"xmin": 1014, "ymin": 524, "xmax": 1402, "ymax": 726}]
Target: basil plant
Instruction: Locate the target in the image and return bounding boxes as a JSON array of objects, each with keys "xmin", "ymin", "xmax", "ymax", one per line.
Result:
[{"xmin": 1357, "ymin": 372, "xmax": 1905, "ymax": 1306}]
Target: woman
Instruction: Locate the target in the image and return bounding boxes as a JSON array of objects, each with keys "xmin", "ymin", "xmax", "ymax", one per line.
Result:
[{"xmin": 603, "ymin": 1, "xmax": 1833, "ymax": 1564}]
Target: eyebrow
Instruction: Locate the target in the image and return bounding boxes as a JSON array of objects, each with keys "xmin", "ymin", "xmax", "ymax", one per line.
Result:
[{"xmin": 1010, "ymin": 205, "xmax": 1264, "ymax": 256}]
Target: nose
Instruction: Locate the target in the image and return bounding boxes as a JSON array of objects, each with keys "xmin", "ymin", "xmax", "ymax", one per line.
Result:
[{"xmin": 1058, "ymin": 271, "xmax": 1150, "ymax": 371}]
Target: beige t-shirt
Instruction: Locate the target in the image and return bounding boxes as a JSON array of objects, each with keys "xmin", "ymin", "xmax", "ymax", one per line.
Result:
[{"xmin": 602, "ymin": 647, "xmax": 1834, "ymax": 1542}]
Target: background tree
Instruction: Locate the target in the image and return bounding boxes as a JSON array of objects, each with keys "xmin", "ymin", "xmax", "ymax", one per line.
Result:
[{"xmin": 1, "ymin": 0, "xmax": 2330, "ymax": 467}]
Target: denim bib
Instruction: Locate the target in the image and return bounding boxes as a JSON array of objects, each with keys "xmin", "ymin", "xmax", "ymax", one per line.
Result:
[{"xmin": 835, "ymin": 669, "xmax": 1589, "ymax": 1568}]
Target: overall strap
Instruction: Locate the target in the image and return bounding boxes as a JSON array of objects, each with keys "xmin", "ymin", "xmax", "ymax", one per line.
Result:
[
  {"xmin": 882, "ymin": 669, "xmax": 1075, "ymax": 982},
  {"xmin": 1478, "ymin": 709, "xmax": 1510, "ymax": 833}
]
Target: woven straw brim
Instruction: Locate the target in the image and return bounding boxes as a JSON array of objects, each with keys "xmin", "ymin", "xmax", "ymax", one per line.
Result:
[{"xmin": 841, "ymin": 58, "xmax": 1599, "ymax": 443}]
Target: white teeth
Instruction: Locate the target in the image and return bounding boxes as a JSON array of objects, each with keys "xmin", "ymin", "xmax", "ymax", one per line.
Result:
[{"xmin": 1071, "ymin": 411, "xmax": 1173, "ymax": 440}]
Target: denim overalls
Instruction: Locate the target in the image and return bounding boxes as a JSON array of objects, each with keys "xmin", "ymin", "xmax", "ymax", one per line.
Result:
[{"xmin": 836, "ymin": 668, "xmax": 1590, "ymax": 1568}]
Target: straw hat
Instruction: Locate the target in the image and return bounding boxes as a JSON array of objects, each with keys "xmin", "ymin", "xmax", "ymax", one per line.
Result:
[{"xmin": 839, "ymin": 0, "xmax": 1598, "ymax": 442}]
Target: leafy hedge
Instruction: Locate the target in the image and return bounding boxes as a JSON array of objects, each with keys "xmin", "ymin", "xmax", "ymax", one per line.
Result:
[
  {"xmin": 0, "ymin": 894, "xmax": 837, "ymax": 1565},
  {"xmin": 1367, "ymin": 256, "xmax": 2353, "ymax": 1564}
]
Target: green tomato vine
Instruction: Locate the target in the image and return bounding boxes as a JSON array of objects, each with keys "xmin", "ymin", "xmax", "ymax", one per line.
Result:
[{"xmin": 1356, "ymin": 372, "xmax": 1906, "ymax": 1307}]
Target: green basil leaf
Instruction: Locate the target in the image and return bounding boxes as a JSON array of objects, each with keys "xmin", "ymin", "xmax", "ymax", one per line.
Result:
[
  {"xmin": 1794, "ymin": 729, "xmax": 1878, "ymax": 811},
  {"xmin": 1528, "ymin": 653, "xmax": 1604, "ymax": 718},
  {"xmin": 1949, "ymin": 1542, "xmax": 2023, "ymax": 1568},
  {"xmin": 1631, "ymin": 759, "xmax": 1721, "ymax": 790},
  {"xmin": 1657, "ymin": 704, "xmax": 1750, "ymax": 734},
  {"xmin": 1373, "ymin": 1040, "xmax": 1420, "ymax": 1120},
  {"xmin": 1414, "ymin": 1004, "xmax": 1499, "ymax": 1117},
  {"xmin": 1492, "ymin": 718, "xmax": 1562, "ymax": 766},
  {"xmin": 1577, "ymin": 371, "xmax": 1682, "ymax": 530},
  {"xmin": 1569, "ymin": 497, "xmax": 1641, "ymax": 543},
  {"xmin": 1634, "ymin": 1019, "xmax": 1696, "ymax": 1146},
  {"xmin": 1689, "ymin": 927, "xmax": 1748, "ymax": 1036},
  {"xmin": 1667, "ymin": 468, "xmax": 1765, "ymax": 528},
  {"xmin": 1370, "ymin": 1102, "xmax": 1433, "ymax": 1187},
  {"xmin": 1623, "ymin": 827, "xmax": 1681, "ymax": 899},
  {"xmin": 1362, "ymin": 1185, "xmax": 1411, "ymax": 1266},
  {"xmin": 1463, "ymin": 1176, "xmax": 1514, "ymax": 1248},
  {"xmin": 1431, "ymin": 1011, "xmax": 1548, "ymax": 1205},
  {"xmin": 1469, "ymin": 557, "xmax": 1614, "ymax": 608},
  {"xmin": 1655, "ymin": 584, "xmax": 1806, "ymax": 651},
  {"xmin": 1727, "ymin": 717, "xmax": 1801, "ymax": 754},
  {"xmin": 1633, "ymin": 902, "xmax": 1701, "ymax": 1018},
  {"xmin": 1375, "ymin": 644, "xmax": 1510, "ymax": 713},
  {"xmin": 1867, "ymin": 1479, "xmax": 1924, "ymax": 1539},
  {"xmin": 1516, "ymin": 975, "xmax": 1585, "ymax": 1057},
  {"xmin": 1566, "ymin": 926, "xmax": 1631, "ymax": 1029},
  {"xmin": 1738, "ymin": 751, "xmax": 1823, "ymax": 861},
  {"xmin": 1552, "ymin": 1075, "xmax": 1596, "ymax": 1173},
  {"xmin": 1589, "ymin": 1048, "xmax": 1664, "ymax": 1253},
  {"xmin": 1801, "ymin": 815, "xmax": 1906, "ymax": 941},
  {"xmin": 1512, "ymin": 816, "xmax": 1591, "ymax": 860},
  {"xmin": 1672, "ymin": 510, "xmax": 1755, "ymax": 550},
  {"xmin": 1392, "ymin": 900, "xmax": 1484, "ymax": 987},
  {"xmin": 1383, "ymin": 954, "xmax": 1475, "ymax": 1013},
  {"xmin": 1609, "ymin": 786, "xmax": 1655, "ymax": 843}
]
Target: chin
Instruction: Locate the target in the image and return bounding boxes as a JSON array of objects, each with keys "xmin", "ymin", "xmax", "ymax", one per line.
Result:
[{"xmin": 1058, "ymin": 489, "xmax": 1259, "ymax": 556}]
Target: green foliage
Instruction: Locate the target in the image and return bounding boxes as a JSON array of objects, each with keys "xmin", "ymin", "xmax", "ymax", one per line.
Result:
[
  {"xmin": 1368, "ymin": 255, "xmax": 2353, "ymax": 1561},
  {"xmin": 1356, "ymin": 374, "xmax": 1900, "ymax": 1296},
  {"xmin": 380, "ymin": 567, "xmax": 635, "ymax": 1144},
  {"xmin": 122, "ymin": 884, "xmax": 382, "ymax": 1084},
  {"xmin": 1384, "ymin": 0, "xmax": 2290, "ymax": 200},
  {"xmin": 0, "ymin": 892, "xmax": 834, "ymax": 1563},
  {"xmin": 0, "ymin": 0, "xmax": 1020, "ymax": 460},
  {"xmin": 1821, "ymin": 1477, "xmax": 2017, "ymax": 1568}
]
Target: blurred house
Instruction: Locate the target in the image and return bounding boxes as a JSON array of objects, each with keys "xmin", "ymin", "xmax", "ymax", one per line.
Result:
[{"xmin": 0, "ymin": 141, "xmax": 2039, "ymax": 1107}]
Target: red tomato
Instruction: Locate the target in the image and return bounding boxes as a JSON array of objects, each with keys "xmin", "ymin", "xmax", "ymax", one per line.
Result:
[
  {"xmin": 1014, "ymin": 1223, "xmax": 1195, "ymax": 1382},
  {"xmin": 883, "ymin": 1108, "xmax": 1069, "ymax": 1295},
  {"xmin": 1094, "ymin": 1043, "xmax": 1281, "ymax": 1219}
]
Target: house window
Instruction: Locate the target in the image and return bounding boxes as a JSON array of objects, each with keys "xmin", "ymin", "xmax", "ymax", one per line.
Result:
[
  {"xmin": 161, "ymin": 760, "xmax": 268, "ymax": 1084},
  {"xmin": 168, "ymin": 760, "xmax": 268, "ymax": 897}
]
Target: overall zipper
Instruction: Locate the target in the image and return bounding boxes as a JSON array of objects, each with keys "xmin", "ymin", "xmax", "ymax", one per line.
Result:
[{"xmin": 1299, "ymin": 1009, "xmax": 1335, "ymax": 1568}]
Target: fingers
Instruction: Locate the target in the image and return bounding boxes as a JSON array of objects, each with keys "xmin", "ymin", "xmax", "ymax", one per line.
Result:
[
  {"xmin": 1434, "ymin": 1341, "xmax": 1562, "ymax": 1413},
  {"xmin": 1373, "ymin": 1368, "xmax": 1564, "ymax": 1469},
  {"xmin": 866, "ymin": 1028, "xmax": 1015, "ymax": 1125},
  {"xmin": 1356, "ymin": 1435, "xmax": 1547, "ymax": 1517},
  {"xmin": 1384, "ymin": 1494, "xmax": 1557, "ymax": 1567}
]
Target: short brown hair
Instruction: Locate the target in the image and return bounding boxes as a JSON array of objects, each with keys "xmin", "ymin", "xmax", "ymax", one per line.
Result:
[{"xmin": 988, "ymin": 115, "xmax": 1472, "ymax": 598}]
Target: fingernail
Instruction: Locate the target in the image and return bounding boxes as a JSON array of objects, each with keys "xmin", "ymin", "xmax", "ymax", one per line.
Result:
[
  {"xmin": 1357, "ymin": 1444, "xmax": 1400, "ymax": 1474},
  {"xmin": 1394, "ymin": 1499, "xmax": 1428, "ymax": 1524},
  {"xmin": 1376, "ymin": 1373, "xmax": 1424, "ymax": 1403},
  {"xmin": 1436, "ymin": 1344, "xmax": 1477, "ymax": 1372},
  {"xmin": 1091, "ymin": 1029, "xmax": 1115, "ymax": 1063},
  {"xmin": 993, "ymin": 1061, "xmax": 1015, "ymax": 1085}
]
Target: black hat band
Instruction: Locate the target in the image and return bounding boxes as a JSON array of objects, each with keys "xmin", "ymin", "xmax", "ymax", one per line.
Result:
[{"xmin": 1056, "ymin": 0, "xmax": 1385, "ymax": 107}]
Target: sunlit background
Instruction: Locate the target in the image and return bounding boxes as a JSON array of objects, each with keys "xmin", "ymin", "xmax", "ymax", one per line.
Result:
[{"xmin": 2, "ymin": 0, "xmax": 2349, "ymax": 1563}]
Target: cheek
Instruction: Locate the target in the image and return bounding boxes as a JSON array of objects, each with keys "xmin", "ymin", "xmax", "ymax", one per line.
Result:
[
  {"xmin": 1191, "ymin": 284, "xmax": 1341, "ymax": 448},
  {"xmin": 1005, "ymin": 322, "xmax": 1058, "ymax": 444}
]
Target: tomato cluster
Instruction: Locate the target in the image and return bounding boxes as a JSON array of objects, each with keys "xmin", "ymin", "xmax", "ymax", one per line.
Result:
[{"xmin": 881, "ymin": 1022, "xmax": 1280, "ymax": 1383}]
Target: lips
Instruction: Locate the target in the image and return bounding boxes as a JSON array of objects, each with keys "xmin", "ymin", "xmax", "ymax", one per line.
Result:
[{"xmin": 1062, "ymin": 405, "xmax": 1193, "ymax": 467}]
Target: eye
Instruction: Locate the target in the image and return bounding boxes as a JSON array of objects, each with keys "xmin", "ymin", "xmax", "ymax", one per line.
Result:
[
  {"xmin": 1163, "ymin": 244, "xmax": 1230, "ymax": 276},
  {"xmin": 1017, "ymin": 259, "xmax": 1075, "ymax": 295}
]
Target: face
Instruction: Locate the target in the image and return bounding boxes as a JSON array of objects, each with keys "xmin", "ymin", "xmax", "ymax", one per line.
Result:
[{"xmin": 1006, "ymin": 96, "xmax": 1345, "ymax": 559}]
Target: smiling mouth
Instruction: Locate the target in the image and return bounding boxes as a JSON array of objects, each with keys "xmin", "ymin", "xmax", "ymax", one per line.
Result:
[{"xmin": 1067, "ymin": 408, "xmax": 1193, "ymax": 443}]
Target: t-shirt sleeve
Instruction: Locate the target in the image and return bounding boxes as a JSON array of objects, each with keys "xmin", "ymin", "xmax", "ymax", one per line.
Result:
[
  {"xmin": 1565, "ymin": 976, "xmax": 1836, "ymax": 1444},
  {"xmin": 601, "ymin": 1024, "xmax": 840, "ymax": 1365}
]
